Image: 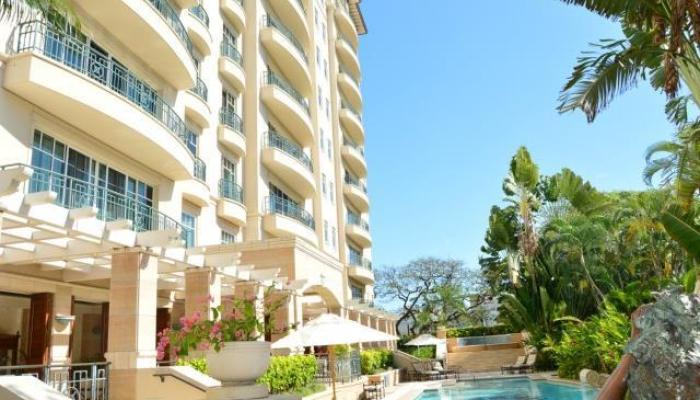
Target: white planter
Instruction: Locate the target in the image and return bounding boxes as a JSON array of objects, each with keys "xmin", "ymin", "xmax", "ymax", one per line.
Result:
[{"xmin": 206, "ymin": 341, "xmax": 271, "ymax": 383}]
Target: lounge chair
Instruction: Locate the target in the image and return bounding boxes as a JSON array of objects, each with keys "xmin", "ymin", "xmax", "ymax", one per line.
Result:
[
  {"xmin": 363, "ymin": 375, "xmax": 385, "ymax": 400},
  {"xmin": 501, "ymin": 355, "xmax": 526, "ymax": 375},
  {"xmin": 411, "ymin": 361, "xmax": 442, "ymax": 381},
  {"xmin": 512, "ymin": 353, "xmax": 537, "ymax": 374},
  {"xmin": 431, "ymin": 361, "xmax": 460, "ymax": 379}
]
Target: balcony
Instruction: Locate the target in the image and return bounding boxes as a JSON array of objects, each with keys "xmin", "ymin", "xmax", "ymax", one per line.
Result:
[
  {"xmin": 4, "ymin": 23, "xmax": 194, "ymax": 180},
  {"xmin": 335, "ymin": 35, "xmax": 360, "ymax": 82},
  {"xmin": 261, "ymin": 71, "xmax": 313, "ymax": 146},
  {"xmin": 220, "ymin": 41, "xmax": 245, "ymax": 92},
  {"xmin": 262, "ymin": 131, "xmax": 315, "ymax": 197},
  {"xmin": 72, "ymin": 0, "xmax": 196, "ymax": 89},
  {"xmin": 339, "ymin": 100, "xmax": 365, "ymax": 144},
  {"xmin": 220, "ymin": 0, "xmax": 246, "ymax": 31},
  {"xmin": 24, "ymin": 165, "xmax": 184, "ymax": 235},
  {"xmin": 343, "ymin": 176, "xmax": 369, "ymax": 212},
  {"xmin": 346, "ymin": 212, "xmax": 371, "ymax": 247},
  {"xmin": 260, "ymin": 14, "xmax": 312, "ymax": 96},
  {"xmin": 338, "ymin": 66, "xmax": 362, "ymax": 112},
  {"xmin": 185, "ymin": 5, "xmax": 213, "ymax": 56},
  {"xmin": 218, "ymin": 110, "xmax": 246, "ymax": 156},
  {"xmin": 263, "ymin": 195, "xmax": 317, "ymax": 244},
  {"xmin": 267, "ymin": 0, "xmax": 310, "ymax": 47},
  {"xmin": 347, "ymin": 255, "xmax": 374, "ymax": 285},
  {"xmin": 217, "ymin": 179, "xmax": 246, "ymax": 226},
  {"xmin": 341, "ymin": 139, "xmax": 367, "ymax": 177},
  {"xmin": 184, "ymin": 77, "xmax": 211, "ymax": 128},
  {"xmin": 182, "ymin": 157, "xmax": 209, "ymax": 206},
  {"xmin": 334, "ymin": 0, "xmax": 359, "ymax": 50}
]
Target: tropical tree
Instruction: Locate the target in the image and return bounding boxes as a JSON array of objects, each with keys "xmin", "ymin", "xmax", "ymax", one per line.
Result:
[{"xmin": 1, "ymin": 0, "xmax": 76, "ymax": 22}]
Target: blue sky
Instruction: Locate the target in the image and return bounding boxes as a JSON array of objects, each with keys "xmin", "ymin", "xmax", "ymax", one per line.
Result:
[{"xmin": 359, "ymin": 1, "xmax": 674, "ymax": 271}]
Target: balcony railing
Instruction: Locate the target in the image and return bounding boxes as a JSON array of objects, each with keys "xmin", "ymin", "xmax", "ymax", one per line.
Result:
[
  {"xmin": 266, "ymin": 131, "xmax": 312, "ymax": 172},
  {"xmin": 19, "ymin": 165, "xmax": 186, "ymax": 234},
  {"xmin": 147, "ymin": 0, "xmax": 194, "ymax": 54},
  {"xmin": 13, "ymin": 22, "xmax": 192, "ymax": 154},
  {"xmin": 194, "ymin": 157, "xmax": 206, "ymax": 181},
  {"xmin": 265, "ymin": 195, "xmax": 315, "ymax": 229},
  {"xmin": 336, "ymin": 0, "xmax": 350, "ymax": 14},
  {"xmin": 295, "ymin": 0, "xmax": 306, "ymax": 13},
  {"xmin": 189, "ymin": 77, "xmax": 208, "ymax": 101},
  {"xmin": 220, "ymin": 109, "xmax": 244, "ymax": 135},
  {"xmin": 341, "ymin": 99, "xmax": 362, "ymax": 121},
  {"xmin": 347, "ymin": 211, "xmax": 369, "ymax": 231},
  {"xmin": 221, "ymin": 40, "xmax": 242, "ymax": 65},
  {"xmin": 262, "ymin": 14, "xmax": 307, "ymax": 62},
  {"xmin": 0, "ymin": 362, "xmax": 110, "ymax": 400},
  {"xmin": 219, "ymin": 179, "xmax": 243, "ymax": 203},
  {"xmin": 337, "ymin": 33, "xmax": 356, "ymax": 53},
  {"xmin": 263, "ymin": 70, "xmax": 310, "ymax": 114},
  {"xmin": 339, "ymin": 64, "xmax": 360, "ymax": 86},
  {"xmin": 189, "ymin": 4, "xmax": 210, "ymax": 27},
  {"xmin": 343, "ymin": 136, "xmax": 365, "ymax": 156},
  {"xmin": 349, "ymin": 252, "xmax": 372, "ymax": 270},
  {"xmin": 344, "ymin": 174, "xmax": 367, "ymax": 193}
]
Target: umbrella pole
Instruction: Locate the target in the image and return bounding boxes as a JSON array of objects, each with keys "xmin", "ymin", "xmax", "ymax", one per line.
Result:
[{"xmin": 329, "ymin": 346, "xmax": 337, "ymax": 400}]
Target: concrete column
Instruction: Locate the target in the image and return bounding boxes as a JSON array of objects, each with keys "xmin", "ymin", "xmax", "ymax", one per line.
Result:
[
  {"xmin": 106, "ymin": 249, "xmax": 158, "ymax": 400},
  {"xmin": 50, "ymin": 287, "xmax": 72, "ymax": 364},
  {"xmin": 184, "ymin": 267, "xmax": 221, "ymax": 319}
]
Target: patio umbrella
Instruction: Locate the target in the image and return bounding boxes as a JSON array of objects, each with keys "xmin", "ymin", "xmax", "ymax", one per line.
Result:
[
  {"xmin": 404, "ymin": 334, "xmax": 444, "ymax": 346},
  {"xmin": 272, "ymin": 313, "xmax": 398, "ymax": 400}
]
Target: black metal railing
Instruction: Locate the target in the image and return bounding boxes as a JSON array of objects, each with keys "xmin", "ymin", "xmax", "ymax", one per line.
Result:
[
  {"xmin": 219, "ymin": 179, "xmax": 243, "ymax": 203},
  {"xmin": 341, "ymin": 98, "xmax": 362, "ymax": 121},
  {"xmin": 339, "ymin": 64, "xmax": 360, "ymax": 86},
  {"xmin": 343, "ymin": 136, "xmax": 364, "ymax": 155},
  {"xmin": 266, "ymin": 131, "xmax": 313, "ymax": 171},
  {"xmin": 344, "ymin": 174, "xmax": 367, "ymax": 193},
  {"xmin": 220, "ymin": 109, "xmax": 244, "ymax": 135},
  {"xmin": 14, "ymin": 164, "xmax": 185, "ymax": 234},
  {"xmin": 194, "ymin": 157, "xmax": 206, "ymax": 181},
  {"xmin": 262, "ymin": 14, "xmax": 307, "ymax": 62},
  {"xmin": 189, "ymin": 4, "xmax": 210, "ymax": 27},
  {"xmin": 189, "ymin": 77, "xmax": 208, "ymax": 102},
  {"xmin": 349, "ymin": 252, "xmax": 372, "ymax": 270},
  {"xmin": 315, "ymin": 351, "xmax": 361, "ymax": 384},
  {"xmin": 147, "ymin": 0, "xmax": 194, "ymax": 54},
  {"xmin": 0, "ymin": 362, "xmax": 109, "ymax": 400},
  {"xmin": 263, "ymin": 70, "xmax": 310, "ymax": 114},
  {"xmin": 264, "ymin": 195, "xmax": 314, "ymax": 229},
  {"xmin": 221, "ymin": 40, "xmax": 242, "ymax": 65},
  {"xmin": 347, "ymin": 211, "xmax": 370, "ymax": 231},
  {"xmin": 13, "ymin": 22, "xmax": 192, "ymax": 153}
]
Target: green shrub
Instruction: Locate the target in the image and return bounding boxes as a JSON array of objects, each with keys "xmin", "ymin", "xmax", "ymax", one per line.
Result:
[
  {"xmin": 549, "ymin": 307, "xmax": 630, "ymax": 379},
  {"xmin": 360, "ymin": 349, "xmax": 393, "ymax": 375},
  {"xmin": 446, "ymin": 325, "xmax": 512, "ymax": 338},
  {"xmin": 401, "ymin": 346, "xmax": 435, "ymax": 359},
  {"xmin": 258, "ymin": 355, "xmax": 318, "ymax": 394},
  {"xmin": 176, "ymin": 357, "xmax": 208, "ymax": 374}
]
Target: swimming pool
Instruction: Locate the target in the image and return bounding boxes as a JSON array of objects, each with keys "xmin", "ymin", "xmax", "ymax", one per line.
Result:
[{"xmin": 417, "ymin": 378, "xmax": 598, "ymax": 400}]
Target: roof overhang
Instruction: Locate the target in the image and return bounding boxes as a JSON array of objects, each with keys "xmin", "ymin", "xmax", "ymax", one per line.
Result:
[{"xmin": 348, "ymin": 0, "xmax": 367, "ymax": 35}]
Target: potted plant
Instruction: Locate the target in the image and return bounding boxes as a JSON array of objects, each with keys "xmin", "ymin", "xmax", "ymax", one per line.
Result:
[{"xmin": 157, "ymin": 289, "xmax": 288, "ymax": 383}]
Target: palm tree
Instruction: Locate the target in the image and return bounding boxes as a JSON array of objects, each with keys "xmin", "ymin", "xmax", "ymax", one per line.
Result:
[
  {"xmin": 557, "ymin": 0, "xmax": 700, "ymax": 122},
  {"xmin": 1, "ymin": 0, "xmax": 76, "ymax": 22}
]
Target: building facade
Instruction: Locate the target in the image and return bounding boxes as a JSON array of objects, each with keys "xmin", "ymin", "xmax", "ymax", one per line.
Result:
[{"xmin": 0, "ymin": 0, "xmax": 394, "ymax": 395}]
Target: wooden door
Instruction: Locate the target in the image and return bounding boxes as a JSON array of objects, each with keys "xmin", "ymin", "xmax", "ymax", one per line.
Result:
[
  {"xmin": 100, "ymin": 302, "xmax": 109, "ymax": 361},
  {"xmin": 27, "ymin": 293, "xmax": 53, "ymax": 365}
]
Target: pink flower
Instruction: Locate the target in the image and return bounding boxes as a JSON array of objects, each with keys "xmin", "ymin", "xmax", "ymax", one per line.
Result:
[
  {"xmin": 197, "ymin": 342, "xmax": 210, "ymax": 351},
  {"xmin": 211, "ymin": 321, "xmax": 222, "ymax": 335}
]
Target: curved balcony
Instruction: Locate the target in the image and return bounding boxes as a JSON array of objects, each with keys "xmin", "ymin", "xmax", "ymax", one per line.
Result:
[
  {"xmin": 217, "ymin": 179, "xmax": 246, "ymax": 226},
  {"xmin": 5, "ymin": 23, "xmax": 194, "ymax": 180},
  {"xmin": 185, "ymin": 5, "xmax": 213, "ymax": 56},
  {"xmin": 72, "ymin": 0, "xmax": 196, "ymax": 89},
  {"xmin": 182, "ymin": 157, "xmax": 208, "ymax": 206},
  {"xmin": 261, "ymin": 15, "xmax": 312, "ymax": 96},
  {"xmin": 346, "ymin": 212, "xmax": 371, "ymax": 247},
  {"xmin": 268, "ymin": 0, "xmax": 310, "ymax": 47},
  {"xmin": 341, "ymin": 141, "xmax": 367, "ymax": 177},
  {"xmin": 334, "ymin": 0, "xmax": 359, "ymax": 49},
  {"xmin": 261, "ymin": 71, "xmax": 313, "ymax": 146},
  {"xmin": 338, "ymin": 66, "xmax": 362, "ymax": 112},
  {"xmin": 218, "ymin": 110, "xmax": 246, "ymax": 156},
  {"xmin": 220, "ymin": 41, "xmax": 245, "ymax": 92},
  {"xmin": 262, "ymin": 131, "xmax": 315, "ymax": 197},
  {"xmin": 340, "ymin": 101, "xmax": 365, "ymax": 144},
  {"xmin": 184, "ymin": 78, "xmax": 211, "ymax": 128},
  {"xmin": 336, "ymin": 35, "xmax": 361, "ymax": 82},
  {"xmin": 343, "ymin": 177, "xmax": 369, "ymax": 212},
  {"xmin": 263, "ymin": 195, "xmax": 317, "ymax": 244},
  {"xmin": 347, "ymin": 256, "xmax": 374, "ymax": 285},
  {"xmin": 220, "ymin": 0, "xmax": 246, "ymax": 31}
]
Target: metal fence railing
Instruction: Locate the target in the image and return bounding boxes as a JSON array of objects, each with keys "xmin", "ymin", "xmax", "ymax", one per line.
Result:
[
  {"xmin": 264, "ymin": 195, "xmax": 315, "ymax": 229},
  {"xmin": 262, "ymin": 14, "xmax": 307, "ymax": 62},
  {"xmin": 219, "ymin": 179, "xmax": 243, "ymax": 203},
  {"xmin": 265, "ymin": 131, "xmax": 313, "ymax": 171},
  {"xmin": 221, "ymin": 40, "xmax": 242, "ymax": 65},
  {"xmin": 189, "ymin": 77, "xmax": 208, "ymax": 102},
  {"xmin": 189, "ymin": 4, "xmax": 210, "ymax": 27},
  {"xmin": 315, "ymin": 351, "xmax": 361, "ymax": 384},
  {"xmin": 220, "ymin": 109, "xmax": 244, "ymax": 135},
  {"xmin": 263, "ymin": 70, "xmax": 310, "ymax": 114},
  {"xmin": 0, "ymin": 362, "xmax": 110, "ymax": 400}
]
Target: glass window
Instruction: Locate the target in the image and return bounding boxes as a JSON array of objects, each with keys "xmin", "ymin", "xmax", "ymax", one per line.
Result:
[
  {"xmin": 324, "ymin": 220, "xmax": 329, "ymax": 244},
  {"xmin": 327, "ymin": 139, "xmax": 332, "ymax": 158},
  {"xmin": 270, "ymin": 184, "xmax": 297, "ymax": 206},
  {"xmin": 330, "ymin": 181, "xmax": 335, "ymax": 203},
  {"xmin": 181, "ymin": 212, "xmax": 196, "ymax": 247},
  {"xmin": 222, "ymin": 157, "xmax": 236, "ymax": 182},
  {"xmin": 321, "ymin": 174, "xmax": 327, "ymax": 196},
  {"xmin": 331, "ymin": 226, "xmax": 336, "ymax": 247},
  {"xmin": 351, "ymin": 284, "xmax": 363, "ymax": 300},
  {"xmin": 222, "ymin": 90, "xmax": 236, "ymax": 114},
  {"xmin": 221, "ymin": 230, "xmax": 236, "ymax": 244}
]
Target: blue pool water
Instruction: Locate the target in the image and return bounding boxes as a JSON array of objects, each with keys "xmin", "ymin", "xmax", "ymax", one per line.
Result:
[{"xmin": 417, "ymin": 378, "xmax": 598, "ymax": 400}]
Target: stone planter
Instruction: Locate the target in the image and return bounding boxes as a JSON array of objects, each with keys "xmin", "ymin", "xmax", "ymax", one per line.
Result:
[{"xmin": 206, "ymin": 341, "xmax": 271, "ymax": 383}]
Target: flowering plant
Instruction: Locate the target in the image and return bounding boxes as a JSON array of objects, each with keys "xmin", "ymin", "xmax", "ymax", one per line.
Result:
[{"xmin": 157, "ymin": 288, "xmax": 288, "ymax": 360}]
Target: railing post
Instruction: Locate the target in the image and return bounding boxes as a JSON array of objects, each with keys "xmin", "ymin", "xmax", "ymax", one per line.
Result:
[{"xmin": 91, "ymin": 363, "xmax": 98, "ymax": 400}]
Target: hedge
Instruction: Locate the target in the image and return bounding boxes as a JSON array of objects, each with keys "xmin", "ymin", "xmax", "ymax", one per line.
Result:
[
  {"xmin": 401, "ymin": 346, "xmax": 434, "ymax": 359},
  {"xmin": 446, "ymin": 325, "xmax": 511, "ymax": 338},
  {"xmin": 257, "ymin": 355, "xmax": 318, "ymax": 394},
  {"xmin": 360, "ymin": 349, "xmax": 393, "ymax": 375}
]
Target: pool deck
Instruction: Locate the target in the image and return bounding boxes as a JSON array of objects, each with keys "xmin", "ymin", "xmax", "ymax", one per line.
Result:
[{"xmin": 384, "ymin": 371, "xmax": 583, "ymax": 400}]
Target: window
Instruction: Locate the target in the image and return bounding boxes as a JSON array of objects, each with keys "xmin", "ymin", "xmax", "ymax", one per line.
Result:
[
  {"xmin": 317, "ymin": 87, "xmax": 322, "ymax": 107},
  {"xmin": 181, "ymin": 212, "xmax": 196, "ymax": 247},
  {"xmin": 270, "ymin": 184, "xmax": 297, "ymax": 206},
  {"xmin": 325, "ymin": 98, "xmax": 330, "ymax": 118},
  {"xmin": 221, "ymin": 230, "xmax": 236, "ymax": 244},
  {"xmin": 223, "ymin": 25, "xmax": 237, "ymax": 46},
  {"xmin": 185, "ymin": 128, "xmax": 198, "ymax": 155},
  {"xmin": 314, "ymin": 8, "xmax": 319, "ymax": 26},
  {"xmin": 319, "ymin": 128, "xmax": 325, "ymax": 150},
  {"xmin": 222, "ymin": 157, "xmax": 236, "ymax": 182},
  {"xmin": 331, "ymin": 227, "xmax": 337, "ymax": 247},
  {"xmin": 322, "ymin": 23, "xmax": 326, "ymax": 42},
  {"xmin": 321, "ymin": 174, "xmax": 327, "ymax": 196},
  {"xmin": 329, "ymin": 181, "xmax": 335, "ymax": 203},
  {"xmin": 316, "ymin": 46, "xmax": 321, "ymax": 65},
  {"xmin": 222, "ymin": 90, "xmax": 236, "ymax": 115},
  {"xmin": 327, "ymin": 139, "xmax": 332, "ymax": 158},
  {"xmin": 351, "ymin": 284, "xmax": 363, "ymax": 300},
  {"xmin": 348, "ymin": 246, "xmax": 362, "ymax": 266},
  {"xmin": 324, "ymin": 60, "xmax": 328, "ymax": 78},
  {"xmin": 324, "ymin": 220, "xmax": 329, "ymax": 244}
]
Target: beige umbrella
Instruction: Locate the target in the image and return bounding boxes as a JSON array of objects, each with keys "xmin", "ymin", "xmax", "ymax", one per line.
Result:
[
  {"xmin": 404, "ymin": 334, "xmax": 445, "ymax": 346},
  {"xmin": 272, "ymin": 313, "xmax": 398, "ymax": 400}
]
